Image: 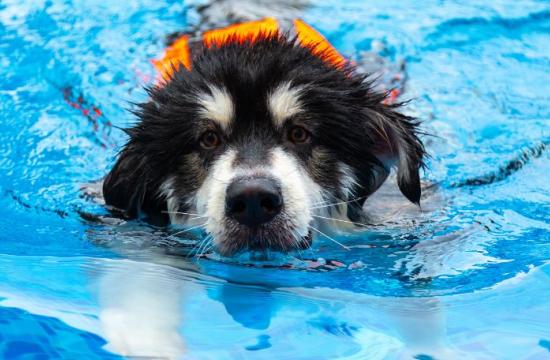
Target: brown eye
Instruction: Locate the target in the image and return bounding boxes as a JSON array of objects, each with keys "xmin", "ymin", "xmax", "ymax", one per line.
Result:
[
  {"xmin": 200, "ymin": 131, "xmax": 221, "ymax": 149},
  {"xmin": 288, "ymin": 126, "xmax": 310, "ymax": 144}
]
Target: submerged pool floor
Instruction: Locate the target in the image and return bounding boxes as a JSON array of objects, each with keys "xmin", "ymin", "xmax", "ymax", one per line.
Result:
[{"xmin": 0, "ymin": 0, "xmax": 549, "ymax": 359}]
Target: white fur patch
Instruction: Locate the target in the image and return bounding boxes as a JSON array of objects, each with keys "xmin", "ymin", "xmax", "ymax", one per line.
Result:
[
  {"xmin": 197, "ymin": 85, "xmax": 234, "ymax": 129},
  {"xmin": 268, "ymin": 82, "xmax": 304, "ymax": 127},
  {"xmin": 338, "ymin": 162, "xmax": 359, "ymax": 201},
  {"xmin": 159, "ymin": 176, "xmax": 179, "ymax": 223},
  {"xmin": 195, "ymin": 149, "xmax": 237, "ymax": 241},
  {"xmin": 270, "ymin": 147, "xmax": 323, "ymax": 236},
  {"xmin": 322, "ymin": 162, "xmax": 361, "ymax": 232}
]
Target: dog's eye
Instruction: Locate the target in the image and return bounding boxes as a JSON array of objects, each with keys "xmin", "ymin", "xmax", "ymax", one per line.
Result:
[
  {"xmin": 200, "ymin": 131, "xmax": 221, "ymax": 149},
  {"xmin": 288, "ymin": 126, "xmax": 310, "ymax": 144}
]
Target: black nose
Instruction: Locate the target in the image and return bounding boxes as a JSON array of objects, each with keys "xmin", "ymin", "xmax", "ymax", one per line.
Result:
[{"xmin": 225, "ymin": 177, "xmax": 283, "ymax": 227}]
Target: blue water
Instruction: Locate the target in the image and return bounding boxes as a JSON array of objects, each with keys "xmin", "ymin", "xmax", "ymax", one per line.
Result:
[{"xmin": 1, "ymin": 0, "xmax": 549, "ymax": 358}]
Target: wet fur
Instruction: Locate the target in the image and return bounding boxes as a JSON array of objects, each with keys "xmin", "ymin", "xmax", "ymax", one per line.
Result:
[{"xmin": 103, "ymin": 33, "xmax": 426, "ymax": 252}]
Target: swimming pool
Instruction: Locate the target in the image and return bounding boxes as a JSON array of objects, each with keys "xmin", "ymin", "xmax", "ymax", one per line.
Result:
[{"xmin": 0, "ymin": 0, "xmax": 549, "ymax": 358}]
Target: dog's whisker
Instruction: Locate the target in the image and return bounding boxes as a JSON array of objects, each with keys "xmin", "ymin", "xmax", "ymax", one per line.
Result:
[
  {"xmin": 310, "ymin": 200, "xmax": 333, "ymax": 207},
  {"xmin": 310, "ymin": 196, "xmax": 346, "ymax": 207},
  {"xmin": 201, "ymin": 239, "xmax": 215, "ymax": 253},
  {"xmin": 188, "ymin": 235, "xmax": 210, "ymax": 258},
  {"xmin": 167, "ymin": 215, "xmax": 207, "ymax": 224},
  {"xmin": 312, "ymin": 190, "xmax": 346, "ymax": 204},
  {"xmin": 162, "ymin": 210, "xmax": 207, "ymax": 217},
  {"xmin": 170, "ymin": 222, "xmax": 207, "ymax": 238},
  {"xmin": 312, "ymin": 214, "xmax": 373, "ymax": 228},
  {"xmin": 308, "ymin": 225, "xmax": 350, "ymax": 251},
  {"xmin": 186, "ymin": 243, "xmax": 200, "ymax": 258},
  {"xmin": 199, "ymin": 236, "xmax": 215, "ymax": 256},
  {"xmin": 310, "ymin": 196, "xmax": 367, "ymax": 210},
  {"xmin": 195, "ymin": 236, "xmax": 213, "ymax": 257},
  {"xmin": 311, "ymin": 192, "xmax": 360, "ymax": 206}
]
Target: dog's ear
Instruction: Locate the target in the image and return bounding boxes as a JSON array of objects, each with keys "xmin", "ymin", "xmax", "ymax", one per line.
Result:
[
  {"xmin": 368, "ymin": 108, "xmax": 425, "ymax": 205},
  {"xmin": 394, "ymin": 125, "xmax": 423, "ymax": 204},
  {"xmin": 103, "ymin": 144, "xmax": 151, "ymax": 218}
]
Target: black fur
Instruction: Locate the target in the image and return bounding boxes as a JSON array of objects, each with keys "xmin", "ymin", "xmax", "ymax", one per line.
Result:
[{"xmin": 103, "ymin": 33, "xmax": 425, "ymax": 227}]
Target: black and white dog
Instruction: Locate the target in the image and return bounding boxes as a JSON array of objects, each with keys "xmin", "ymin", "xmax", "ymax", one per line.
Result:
[{"xmin": 103, "ymin": 29, "xmax": 425, "ymax": 256}]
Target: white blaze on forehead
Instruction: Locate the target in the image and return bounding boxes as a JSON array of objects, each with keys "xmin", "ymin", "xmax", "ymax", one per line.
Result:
[
  {"xmin": 268, "ymin": 81, "xmax": 305, "ymax": 127},
  {"xmin": 197, "ymin": 85, "xmax": 234, "ymax": 129}
]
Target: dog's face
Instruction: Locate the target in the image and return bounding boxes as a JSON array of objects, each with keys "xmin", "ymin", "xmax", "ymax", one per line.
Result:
[{"xmin": 103, "ymin": 35, "xmax": 425, "ymax": 256}]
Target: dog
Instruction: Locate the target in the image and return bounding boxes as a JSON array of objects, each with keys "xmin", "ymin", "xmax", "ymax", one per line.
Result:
[{"xmin": 102, "ymin": 18, "xmax": 426, "ymax": 257}]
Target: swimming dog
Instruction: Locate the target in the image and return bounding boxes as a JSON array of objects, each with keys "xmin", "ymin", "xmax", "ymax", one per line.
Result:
[{"xmin": 102, "ymin": 19, "xmax": 426, "ymax": 256}]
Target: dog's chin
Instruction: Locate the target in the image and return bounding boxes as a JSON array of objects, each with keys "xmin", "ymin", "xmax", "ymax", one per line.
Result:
[{"xmin": 214, "ymin": 219, "xmax": 313, "ymax": 257}]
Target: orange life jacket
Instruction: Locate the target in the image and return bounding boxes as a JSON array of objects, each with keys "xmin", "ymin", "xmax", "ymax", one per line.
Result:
[{"xmin": 153, "ymin": 17, "xmax": 347, "ymax": 80}]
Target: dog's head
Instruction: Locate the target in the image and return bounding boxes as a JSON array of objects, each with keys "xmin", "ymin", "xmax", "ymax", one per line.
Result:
[{"xmin": 103, "ymin": 34, "xmax": 425, "ymax": 256}]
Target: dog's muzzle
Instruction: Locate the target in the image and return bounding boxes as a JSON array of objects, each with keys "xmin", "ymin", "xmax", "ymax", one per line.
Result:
[{"xmin": 225, "ymin": 176, "xmax": 283, "ymax": 227}]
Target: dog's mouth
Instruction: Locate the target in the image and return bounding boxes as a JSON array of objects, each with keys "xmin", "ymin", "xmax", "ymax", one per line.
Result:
[
  {"xmin": 244, "ymin": 229, "xmax": 313, "ymax": 252},
  {"xmin": 214, "ymin": 224, "xmax": 313, "ymax": 256}
]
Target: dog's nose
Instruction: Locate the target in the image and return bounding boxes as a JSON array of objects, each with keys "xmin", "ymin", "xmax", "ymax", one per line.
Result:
[{"xmin": 225, "ymin": 177, "xmax": 283, "ymax": 227}]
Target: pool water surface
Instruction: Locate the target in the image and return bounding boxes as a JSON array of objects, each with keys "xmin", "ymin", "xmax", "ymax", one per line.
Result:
[{"xmin": 0, "ymin": 0, "xmax": 549, "ymax": 359}]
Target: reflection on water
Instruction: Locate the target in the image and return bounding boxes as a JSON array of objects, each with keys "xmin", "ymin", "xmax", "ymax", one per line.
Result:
[
  {"xmin": 0, "ymin": 256, "xmax": 548, "ymax": 359},
  {"xmin": 98, "ymin": 259, "xmax": 188, "ymax": 358}
]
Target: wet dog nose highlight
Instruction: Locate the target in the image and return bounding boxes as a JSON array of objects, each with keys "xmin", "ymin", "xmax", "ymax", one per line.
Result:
[{"xmin": 225, "ymin": 177, "xmax": 283, "ymax": 227}]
